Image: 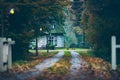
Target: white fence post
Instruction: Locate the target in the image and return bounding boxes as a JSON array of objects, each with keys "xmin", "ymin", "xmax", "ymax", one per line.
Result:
[
  {"xmin": 3, "ymin": 38, "xmax": 9, "ymax": 71},
  {"xmin": 0, "ymin": 37, "xmax": 15, "ymax": 72},
  {"xmin": 8, "ymin": 38, "xmax": 15, "ymax": 69},
  {"xmin": 0, "ymin": 38, "xmax": 4, "ymax": 72},
  {"xmin": 111, "ymin": 36, "xmax": 116, "ymax": 70},
  {"xmin": 111, "ymin": 36, "xmax": 120, "ymax": 70}
]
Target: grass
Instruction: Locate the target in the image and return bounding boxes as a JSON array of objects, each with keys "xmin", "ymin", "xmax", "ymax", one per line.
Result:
[
  {"xmin": 77, "ymin": 50, "xmax": 95, "ymax": 57},
  {"xmin": 36, "ymin": 51, "xmax": 71, "ymax": 80},
  {"xmin": 29, "ymin": 48, "xmax": 91, "ymax": 52},
  {"xmin": 29, "ymin": 50, "xmax": 51, "ymax": 53},
  {"xmin": 13, "ymin": 60, "xmax": 28, "ymax": 65},
  {"xmin": 56, "ymin": 47, "xmax": 90, "ymax": 50}
]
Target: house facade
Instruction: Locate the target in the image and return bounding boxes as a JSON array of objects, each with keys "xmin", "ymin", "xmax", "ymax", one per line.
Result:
[
  {"xmin": 30, "ymin": 24, "xmax": 65, "ymax": 49},
  {"xmin": 38, "ymin": 34, "xmax": 64, "ymax": 48}
]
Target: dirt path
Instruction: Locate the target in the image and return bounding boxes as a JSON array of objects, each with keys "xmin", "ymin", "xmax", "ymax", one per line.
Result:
[
  {"xmin": 0, "ymin": 51, "xmax": 65, "ymax": 80},
  {"xmin": 34, "ymin": 51, "xmax": 64, "ymax": 71},
  {"xmin": 0, "ymin": 51, "xmax": 89, "ymax": 80},
  {"xmin": 1, "ymin": 50, "xmax": 119, "ymax": 80},
  {"xmin": 17, "ymin": 51, "xmax": 65, "ymax": 80}
]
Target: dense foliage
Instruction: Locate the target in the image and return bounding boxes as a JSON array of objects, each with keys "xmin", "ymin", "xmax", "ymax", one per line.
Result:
[
  {"xmin": 71, "ymin": 0, "xmax": 84, "ymax": 47},
  {"xmin": 81, "ymin": 0, "xmax": 120, "ymax": 63},
  {"xmin": 72, "ymin": 0, "xmax": 83, "ymax": 26},
  {"xmin": 0, "ymin": 0, "xmax": 67, "ymax": 60}
]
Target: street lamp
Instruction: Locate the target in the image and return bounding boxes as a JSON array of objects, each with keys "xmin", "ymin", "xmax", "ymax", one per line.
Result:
[
  {"xmin": 40, "ymin": 28, "xmax": 42, "ymax": 31},
  {"xmin": 9, "ymin": 8, "xmax": 15, "ymax": 15},
  {"xmin": 35, "ymin": 27, "xmax": 43, "ymax": 56},
  {"xmin": 0, "ymin": 8, "xmax": 14, "ymax": 37},
  {"xmin": 43, "ymin": 31, "xmax": 49, "ymax": 53},
  {"xmin": 49, "ymin": 20, "xmax": 55, "ymax": 37}
]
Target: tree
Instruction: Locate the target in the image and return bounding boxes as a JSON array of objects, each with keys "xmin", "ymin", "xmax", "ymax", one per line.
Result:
[
  {"xmin": 72, "ymin": 0, "xmax": 86, "ymax": 47},
  {"xmin": 81, "ymin": 0, "xmax": 120, "ymax": 63},
  {"xmin": 0, "ymin": 0, "xmax": 67, "ymax": 60},
  {"xmin": 72, "ymin": 0, "xmax": 83, "ymax": 26}
]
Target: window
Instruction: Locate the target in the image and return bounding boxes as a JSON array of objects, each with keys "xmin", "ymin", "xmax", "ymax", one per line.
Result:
[
  {"xmin": 48, "ymin": 36, "xmax": 54, "ymax": 44},
  {"xmin": 48, "ymin": 36, "xmax": 57, "ymax": 46},
  {"xmin": 54, "ymin": 36, "xmax": 57, "ymax": 46}
]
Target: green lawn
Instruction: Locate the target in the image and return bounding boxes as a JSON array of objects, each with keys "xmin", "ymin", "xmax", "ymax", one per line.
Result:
[
  {"xmin": 29, "ymin": 48, "xmax": 91, "ymax": 52},
  {"xmin": 55, "ymin": 47, "xmax": 90, "ymax": 50}
]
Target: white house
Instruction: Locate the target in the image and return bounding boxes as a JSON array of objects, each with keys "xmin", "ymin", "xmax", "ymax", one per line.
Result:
[
  {"xmin": 38, "ymin": 24, "xmax": 65, "ymax": 48},
  {"xmin": 38, "ymin": 35, "xmax": 64, "ymax": 48},
  {"xmin": 30, "ymin": 24, "xmax": 65, "ymax": 49}
]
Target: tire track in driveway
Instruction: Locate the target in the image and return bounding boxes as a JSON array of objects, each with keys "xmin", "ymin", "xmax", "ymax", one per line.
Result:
[
  {"xmin": 16, "ymin": 51, "xmax": 65, "ymax": 80},
  {"xmin": 70, "ymin": 51, "xmax": 81, "ymax": 74},
  {"xmin": 67, "ymin": 51, "xmax": 88, "ymax": 80},
  {"xmin": 35, "ymin": 51, "xmax": 65, "ymax": 71}
]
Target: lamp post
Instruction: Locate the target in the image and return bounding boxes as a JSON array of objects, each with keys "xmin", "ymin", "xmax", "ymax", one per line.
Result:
[
  {"xmin": 35, "ymin": 27, "xmax": 43, "ymax": 56},
  {"xmin": 44, "ymin": 31, "xmax": 49, "ymax": 53},
  {"xmin": 35, "ymin": 30, "xmax": 38, "ymax": 56},
  {"xmin": 0, "ymin": 8, "xmax": 14, "ymax": 37}
]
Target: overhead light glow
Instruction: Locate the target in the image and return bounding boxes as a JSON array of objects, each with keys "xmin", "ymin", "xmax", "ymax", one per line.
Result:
[{"xmin": 10, "ymin": 8, "xmax": 14, "ymax": 14}]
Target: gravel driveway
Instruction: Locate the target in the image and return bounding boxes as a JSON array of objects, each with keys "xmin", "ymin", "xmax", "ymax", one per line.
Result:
[{"xmin": 17, "ymin": 51, "xmax": 65, "ymax": 80}]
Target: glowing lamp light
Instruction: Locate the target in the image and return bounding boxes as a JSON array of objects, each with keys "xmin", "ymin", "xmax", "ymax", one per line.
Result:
[
  {"xmin": 40, "ymin": 28, "xmax": 42, "ymax": 31},
  {"xmin": 9, "ymin": 8, "xmax": 14, "ymax": 14}
]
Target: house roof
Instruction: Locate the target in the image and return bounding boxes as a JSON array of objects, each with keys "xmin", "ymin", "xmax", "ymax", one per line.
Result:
[{"xmin": 50, "ymin": 24, "xmax": 65, "ymax": 34}]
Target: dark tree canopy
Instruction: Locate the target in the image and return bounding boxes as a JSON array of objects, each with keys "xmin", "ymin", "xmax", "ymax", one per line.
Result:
[
  {"xmin": 80, "ymin": 0, "xmax": 120, "ymax": 63},
  {"xmin": 0, "ymin": 0, "xmax": 67, "ymax": 60}
]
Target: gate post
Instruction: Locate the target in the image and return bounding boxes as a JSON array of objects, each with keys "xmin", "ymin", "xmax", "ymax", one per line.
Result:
[
  {"xmin": 3, "ymin": 38, "xmax": 9, "ymax": 71},
  {"xmin": 111, "ymin": 36, "xmax": 120, "ymax": 70},
  {"xmin": 8, "ymin": 38, "xmax": 15, "ymax": 69},
  {"xmin": 0, "ymin": 38, "xmax": 4, "ymax": 72},
  {"xmin": 0, "ymin": 37, "xmax": 15, "ymax": 72},
  {"xmin": 0, "ymin": 38, "xmax": 6, "ymax": 72},
  {"xmin": 111, "ymin": 36, "xmax": 116, "ymax": 70}
]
